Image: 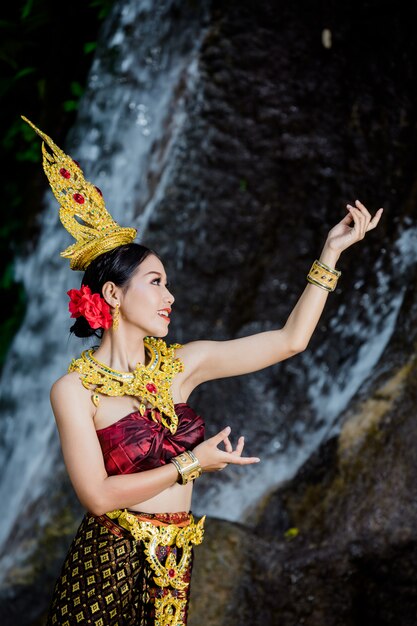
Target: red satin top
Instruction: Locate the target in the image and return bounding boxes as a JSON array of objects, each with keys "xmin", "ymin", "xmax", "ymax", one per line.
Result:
[{"xmin": 96, "ymin": 403, "xmax": 205, "ymax": 475}]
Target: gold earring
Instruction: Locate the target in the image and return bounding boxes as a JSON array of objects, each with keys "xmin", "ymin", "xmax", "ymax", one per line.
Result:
[{"xmin": 112, "ymin": 303, "xmax": 120, "ymax": 330}]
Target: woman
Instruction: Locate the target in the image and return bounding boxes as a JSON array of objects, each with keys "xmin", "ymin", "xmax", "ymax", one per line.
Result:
[{"xmin": 22, "ymin": 116, "xmax": 382, "ymax": 625}]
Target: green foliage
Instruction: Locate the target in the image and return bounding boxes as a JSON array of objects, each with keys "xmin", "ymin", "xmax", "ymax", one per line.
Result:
[
  {"xmin": 84, "ymin": 41, "xmax": 97, "ymax": 55},
  {"xmin": 63, "ymin": 81, "xmax": 85, "ymax": 112},
  {"xmin": 89, "ymin": 0, "xmax": 114, "ymax": 20},
  {"xmin": 0, "ymin": 268, "xmax": 26, "ymax": 369},
  {"xmin": 0, "ymin": 0, "xmax": 115, "ymax": 369},
  {"xmin": 21, "ymin": 0, "xmax": 35, "ymax": 19}
]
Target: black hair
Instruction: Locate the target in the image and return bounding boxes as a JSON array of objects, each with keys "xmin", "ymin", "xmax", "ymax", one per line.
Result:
[{"xmin": 70, "ymin": 243, "xmax": 157, "ymax": 339}]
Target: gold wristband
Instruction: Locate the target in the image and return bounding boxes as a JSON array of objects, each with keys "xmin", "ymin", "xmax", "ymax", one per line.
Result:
[
  {"xmin": 170, "ymin": 450, "xmax": 202, "ymax": 485},
  {"xmin": 307, "ymin": 259, "xmax": 341, "ymax": 292}
]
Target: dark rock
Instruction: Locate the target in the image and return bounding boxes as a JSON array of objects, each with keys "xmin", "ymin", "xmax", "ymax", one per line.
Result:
[{"xmin": 188, "ymin": 270, "xmax": 417, "ymax": 625}]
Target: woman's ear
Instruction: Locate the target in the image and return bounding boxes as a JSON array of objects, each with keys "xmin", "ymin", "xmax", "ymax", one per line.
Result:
[{"xmin": 102, "ymin": 281, "xmax": 120, "ymax": 308}]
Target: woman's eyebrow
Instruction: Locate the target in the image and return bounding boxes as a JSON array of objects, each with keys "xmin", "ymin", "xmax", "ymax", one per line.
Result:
[{"xmin": 144, "ymin": 270, "xmax": 169, "ymax": 284}]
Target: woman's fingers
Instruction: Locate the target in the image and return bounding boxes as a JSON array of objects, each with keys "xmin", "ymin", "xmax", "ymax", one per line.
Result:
[
  {"xmin": 340, "ymin": 211, "xmax": 354, "ymax": 225},
  {"xmin": 355, "ymin": 199, "xmax": 372, "ymax": 219},
  {"xmin": 354, "ymin": 200, "xmax": 374, "ymax": 234},
  {"xmin": 347, "ymin": 200, "xmax": 383, "ymax": 234},
  {"xmin": 223, "ymin": 453, "xmax": 260, "ymax": 465},
  {"xmin": 210, "ymin": 426, "xmax": 231, "ymax": 445},
  {"xmin": 346, "ymin": 205, "xmax": 362, "ymax": 236},
  {"xmin": 367, "ymin": 207, "xmax": 384, "ymax": 230},
  {"xmin": 196, "ymin": 427, "xmax": 260, "ymax": 469},
  {"xmin": 346, "ymin": 204, "xmax": 368, "ymax": 239},
  {"xmin": 233, "ymin": 435, "xmax": 245, "ymax": 456},
  {"xmin": 219, "ymin": 436, "xmax": 260, "ymax": 464},
  {"xmin": 230, "ymin": 435, "xmax": 259, "ymax": 463},
  {"xmin": 219, "ymin": 433, "xmax": 246, "ymax": 457}
]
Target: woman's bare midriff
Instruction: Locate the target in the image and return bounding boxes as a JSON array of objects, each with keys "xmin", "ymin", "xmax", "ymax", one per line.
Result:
[{"xmin": 128, "ymin": 481, "xmax": 194, "ymax": 514}]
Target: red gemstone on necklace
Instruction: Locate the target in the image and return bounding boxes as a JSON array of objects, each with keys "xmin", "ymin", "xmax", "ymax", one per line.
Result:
[
  {"xmin": 146, "ymin": 383, "xmax": 158, "ymax": 394},
  {"xmin": 168, "ymin": 569, "xmax": 176, "ymax": 578},
  {"xmin": 73, "ymin": 193, "xmax": 85, "ymax": 204},
  {"xmin": 59, "ymin": 168, "xmax": 71, "ymax": 179}
]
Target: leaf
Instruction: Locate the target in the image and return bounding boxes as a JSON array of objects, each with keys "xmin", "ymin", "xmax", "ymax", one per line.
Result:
[
  {"xmin": 14, "ymin": 67, "xmax": 36, "ymax": 80},
  {"xmin": 63, "ymin": 100, "xmax": 79, "ymax": 112},
  {"xmin": 284, "ymin": 527, "xmax": 299, "ymax": 540},
  {"xmin": 83, "ymin": 41, "xmax": 97, "ymax": 55},
  {"xmin": 21, "ymin": 0, "xmax": 35, "ymax": 20},
  {"xmin": 0, "ymin": 263, "xmax": 14, "ymax": 290},
  {"xmin": 89, "ymin": 0, "xmax": 114, "ymax": 20},
  {"xmin": 16, "ymin": 147, "xmax": 41, "ymax": 162},
  {"xmin": 70, "ymin": 81, "xmax": 84, "ymax": 97}
]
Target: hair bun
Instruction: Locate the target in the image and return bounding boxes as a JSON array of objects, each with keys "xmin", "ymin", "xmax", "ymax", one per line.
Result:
[{"xmin": 70, "ymin": 316, "xmax": 100, "ymax": 339}]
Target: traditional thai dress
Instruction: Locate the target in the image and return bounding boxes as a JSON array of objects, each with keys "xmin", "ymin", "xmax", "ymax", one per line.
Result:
[{"xmin": 47, "ymin": 402, "xmax": 205, "ymax": 626}]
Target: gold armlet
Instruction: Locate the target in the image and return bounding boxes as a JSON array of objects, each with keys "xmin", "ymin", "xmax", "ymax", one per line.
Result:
[
  {"xmin": 170, "ymin": 450, "xmax": 202, "ymax": 485},
  {"xmin": 307, "ymin": 259, "xmax": 341, "ymax": 292}
]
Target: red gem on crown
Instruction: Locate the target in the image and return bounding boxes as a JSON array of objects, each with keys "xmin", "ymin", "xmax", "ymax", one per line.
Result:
[
  {"xmin": 95, "ymin": 186, "xmax": 103, "ymax": 196},
  {"xmin": 168, "ymin": 569, "xmax": 176, "ymax": 578},
  {"xmin": 146, "ymin": 383, "xmax": 158, "ymax": 394},
  {"xmin": 59, "ymin": 168, "xmax": 71, "ymax": 179},
  {"xmin": 73, "ymin": 193, "xmax": 85, "ymax": 204}
]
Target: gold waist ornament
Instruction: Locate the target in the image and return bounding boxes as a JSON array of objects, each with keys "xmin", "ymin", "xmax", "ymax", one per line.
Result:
[
  {"xmin": 69, "ymin": 336, "xmax": 183, "ymax": 433},
  {"xmin": 107, "ymin": 509, "xmax": 205, "ymax": 626}
]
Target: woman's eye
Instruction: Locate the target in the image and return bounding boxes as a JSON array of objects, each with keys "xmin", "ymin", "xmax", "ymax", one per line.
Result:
[{"xmin": 151, "ymin": 278, "xmax": 161, "ymax": 285}]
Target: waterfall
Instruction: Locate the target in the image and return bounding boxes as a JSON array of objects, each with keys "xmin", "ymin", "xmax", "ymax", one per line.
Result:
[{"xmin": 0, "ymin": 0, "xmax": 209, "ymax": 578}]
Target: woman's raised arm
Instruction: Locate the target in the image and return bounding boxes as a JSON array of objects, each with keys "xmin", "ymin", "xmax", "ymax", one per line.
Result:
[{"xmin": 178, "ymin": 200, "xmax": 383, "ymax": 388}]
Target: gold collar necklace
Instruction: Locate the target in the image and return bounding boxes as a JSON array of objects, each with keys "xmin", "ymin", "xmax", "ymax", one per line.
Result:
[{"xmin": 69, "ymin": 337, "xmax": 184, "ymax": 434}]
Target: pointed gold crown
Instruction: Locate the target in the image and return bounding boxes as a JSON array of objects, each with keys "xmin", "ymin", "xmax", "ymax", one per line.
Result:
[{"xmin": 22, "ymin": 116, "xmax": 137, "ymax": 271}]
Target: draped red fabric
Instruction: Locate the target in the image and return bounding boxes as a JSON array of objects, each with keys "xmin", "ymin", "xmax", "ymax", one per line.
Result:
[{"xmin": 96, "ymin": 403, "xmax": 205, "ymax": 475}]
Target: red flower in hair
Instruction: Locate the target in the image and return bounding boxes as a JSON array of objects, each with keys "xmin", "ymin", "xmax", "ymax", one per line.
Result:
[{"xmin": 67, "ymin": 285, "xmax": 113, "ymax": 330}]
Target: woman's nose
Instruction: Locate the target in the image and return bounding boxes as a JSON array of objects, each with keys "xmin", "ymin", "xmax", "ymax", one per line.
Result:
[{"xmin": 165, "ymin": 288, "xmax": 174, "ymax": 305}]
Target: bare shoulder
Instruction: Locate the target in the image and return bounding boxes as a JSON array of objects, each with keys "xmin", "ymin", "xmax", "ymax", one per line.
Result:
[
  {"xmin": 172, "ymin": 340, "xmax": 215, "ymax": 389},
  {"xmin": 50, "ymin": 371, "xmax": 93, "ymax": 422},
  {"xmin": 50, "ymin": 370, "xmax": 85, "ymax": 397},
  {"xmin": 173, "ymin": 340, "xmax": 210, "ymax": 368}
]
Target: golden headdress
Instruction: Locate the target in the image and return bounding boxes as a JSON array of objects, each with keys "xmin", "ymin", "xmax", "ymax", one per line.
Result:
[{"xmin": 21, "ymin": 116, "xmax": 137, "ymax": 271}]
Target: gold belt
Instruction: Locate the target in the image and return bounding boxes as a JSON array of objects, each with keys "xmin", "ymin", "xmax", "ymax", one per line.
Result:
[{"xmin": 105, "ymin": 509, "xmax": 205, "ymax": 626}]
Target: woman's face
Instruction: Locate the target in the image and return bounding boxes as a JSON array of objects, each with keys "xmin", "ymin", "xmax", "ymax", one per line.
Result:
[{"xmin": 119, "ymin": 254, "xmax": 174, "ymax": 337}]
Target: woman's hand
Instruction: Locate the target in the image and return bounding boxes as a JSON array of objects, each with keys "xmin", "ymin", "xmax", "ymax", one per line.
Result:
[
  {"xmin": 192, "ymin": 426, "xmax": 260, "ymax": 472},
  {"xmin": 325, "ymin": 199, "xmax": 383, "ymax": 254}
]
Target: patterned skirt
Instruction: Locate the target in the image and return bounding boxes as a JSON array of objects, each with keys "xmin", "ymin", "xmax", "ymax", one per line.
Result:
[{"xmin": 46, "ymin": 509, "xmax": 205, "ymax": 626}]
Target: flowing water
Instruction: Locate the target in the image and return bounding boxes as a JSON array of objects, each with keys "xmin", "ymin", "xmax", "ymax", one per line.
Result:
[{"xmin": 0, "ymin": 0, "xmax": 209, "ymax": 578}]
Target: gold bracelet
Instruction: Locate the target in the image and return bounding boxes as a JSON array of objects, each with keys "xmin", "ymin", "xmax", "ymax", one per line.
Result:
[
  {"xmin": 170, "ymin": 450, "xmax": 202, "ymax": 485},
  {"xmin": 307, "ymin": 259, "xmax": 341, "ymax": 292}
]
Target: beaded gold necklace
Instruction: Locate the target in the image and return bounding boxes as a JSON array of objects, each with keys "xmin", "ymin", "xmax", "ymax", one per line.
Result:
[{"xmin": 68, "ymin": 337, "xmax": 184, "ymax": 434}]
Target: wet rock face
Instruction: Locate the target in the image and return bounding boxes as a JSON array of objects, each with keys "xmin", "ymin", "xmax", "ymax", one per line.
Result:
[
  {"xmin": 192, "ymin": 528, "xmax": 417, "ymax": 626},
  {"xmin": 188, "ymin": 272, "xmax": 417, "ymax": 626},
  {"xmin": 147, "ymin": 0, "xmax": 417, "ymax": 511},
  {"xmin": 152, "ymin": 0, "xmax": 417, "ymax": 320},
  {"xmin": 190, "ymin": 357, "xmax": 417, "ymax": 626},
  {"xmin": 255, "ymin": 277, "xmax": 417, "ymax": 549}
]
